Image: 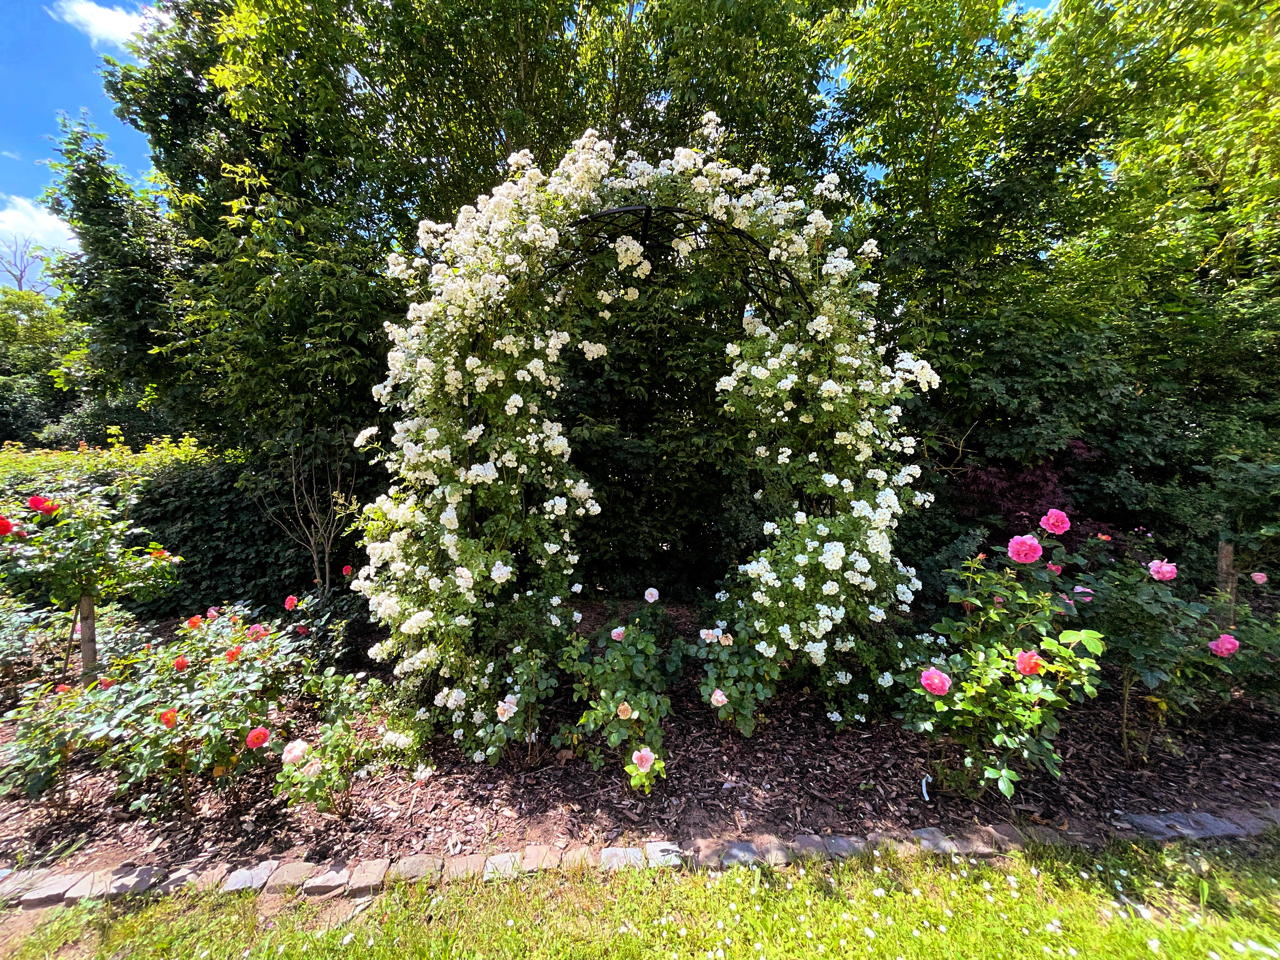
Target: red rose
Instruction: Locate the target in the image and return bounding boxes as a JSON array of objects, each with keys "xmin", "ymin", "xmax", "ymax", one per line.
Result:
[
  {"xmin": 55, "ymin": 683, "xmax": 72, "ymax": 693},
  {"xmin": 150, "ymin": 548, "xmax": 168, "ymax": 559},
  {"xmin": 284, "ymin": 595, "xmax": 299, "ymax": 611},
  {"xmin": 296, "ymin": 625, "xmax": 310, "ymax": 636},
  {"xmin": 0, "ymin": 516, "xmax": 12, "ymax": 536},
  {"xmin": 173, "ymin": 655, "xmax": 189, "ymax": 671},
  {"xmin": 245, "ymin": 726, "xmax": 270, "ymax": 749},
  {"xmin": 185, "ymin": 615, "xmax": 203, "ymax": 630},
  {"xmin": 226, "ymin": 645, "xmax": 242, "ymax": 664},
  {"xmin": 159, "ymin": 708, "xmax": 178, "ymax": 729},
  {"xmin": 342, "ymin": 565, "xmax": 353, "ymax": 576},
  {"xmin": 26, "ymin": 496, "xmax": 59, "ymax": 516},
  {"xmin": 99, "ymin": 677, "xmax": 117, "ymax": 689}
]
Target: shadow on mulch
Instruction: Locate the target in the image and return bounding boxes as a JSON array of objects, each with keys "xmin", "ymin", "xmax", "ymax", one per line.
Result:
[{"xmin": 2, "ymin": 684, "xmax": 1278, "ymax": 877}]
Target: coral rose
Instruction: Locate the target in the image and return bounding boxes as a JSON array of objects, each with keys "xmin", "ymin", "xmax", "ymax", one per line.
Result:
[
  {"xmin": 99, "ymin": 677, "xmax": 116, "ymax": 690},
  {"xmin": 54, "ymin": 683, "xmax": 72, "ymax": 693},
  {"xmin": 185, "ymin": 615, "xmax": 202, "ymax": 630},
  {"xmin": 920, "ymin": 667, "xmax": 951, "ymax": 696},
  {"xmin": 1015, "ymin": 650, "xmax": 1045, "ymax": 675},
  {"xmin": 1039, "ymin": 509, "xmax": 1071, "ymax": 535},
  {"xmin": 173, "ymin": 655, "xmax": 189, "ymax": 671},
  {"xmin": 710, "ymin": 688, "xmax": 728, "ymax": 708},
  {"xmin": 1148, "ymin": 559, "xmax": 1177, "ymax": 581},
  {"xmin": 245, "ymin": 726, "xmax": 271, "ymax": 749},
  {"xmin": 1007, "ymin": 535, "xmax": 1043, "ymax": 564},
  {"xmin": 159, "ymin": 708, "xmax": 178, "ymax": 729},
  {"xmin": 226, "ymin": 645, "xmax": 242, "ymax": 663},
  {"xmin": 284, "ymin": 595, "xmax": 298, "ymax": 611},
  {"xmin": 1208, "ymin": 634, "xmax": 1240, "ymax": 658},
  {"xmin": 631, "ymin": 746, "xmax": 655, "ymax": 773}
]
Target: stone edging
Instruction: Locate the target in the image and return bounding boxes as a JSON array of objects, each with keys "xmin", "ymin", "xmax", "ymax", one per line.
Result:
[{"xmin": 3, "ymin": 806, "xmax": 1277, "ymax": 912}]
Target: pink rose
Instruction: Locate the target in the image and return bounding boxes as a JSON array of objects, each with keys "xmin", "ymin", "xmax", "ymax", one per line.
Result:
[
  {"xmin": 1148, "ymin": 559, "xmax": 1177, "ymax": 581},
  {"xmin": 247, "ymin": 623, "xmax": 268, "ymax": 641},
  {"xmin": 1251, "ymin": 572, "xmax": 1268, "ymax": 585},
  {"xmin": 1039, "ymin": 509, "xmax": 1071, "ymax": 535},
  {"xmin": 920, "ymin": 667, "xmax": 951, "ymax": 696},
  {"xmin": 1015, "ymin": 650, "xmax": 1045, "ymax": 675},
  {"xmin": 644, "ymin": 588, "xmax": 659, "ymax": 603},
  {"xmin": 301, "ymin": 758, "xmax": 323, "ymax": 778},
  {"xmin": 631, "ymin": 746, "xmax": 655, "ymax": 773},
  {"xmin": 610, "ymin": 626, "xmax": 625, "ymax": 641},
  {"xmin": 1072, "ymin": 586, "xmax": 1093, "ymax": 602},
  {"xmin": 284, "ymin": 595, "xmax": 299, "ymax": 611},
  {"xmin": 1008, "ymin": 535, "xmax": 1043, "ymax": 564},
  {"xmin": 1208, "ymin": 634, "xmax": 1240, "ymax": 658},
  {"xmin": 245, "ymin": 726, "xmax": 271, "ymax": 749},
  {"xmin": 282, "ymin": 739, "xmax": 310, "ymax": 765},
  {"xmin": 1047, "ymin": 563, "xmax": 1063, "ymax": 575},
  {"xmin": 710, "ymin": 688, "xmax": 728, "ymax": 708}
]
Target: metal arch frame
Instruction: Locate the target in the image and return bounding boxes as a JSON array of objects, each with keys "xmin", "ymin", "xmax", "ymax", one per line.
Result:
[{"xmin": 541, "ymin": 204, "xmax": 815, "ymax": 325}]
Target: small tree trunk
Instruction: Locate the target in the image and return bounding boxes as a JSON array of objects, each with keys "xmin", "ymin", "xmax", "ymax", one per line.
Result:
[
  {"xmin": 1216, "ymin": 539, "xmax": 1237, "ymax": 627},
  {"xmin": 78, "ymin": 594, "xmax": 98, "ymax": 677}
]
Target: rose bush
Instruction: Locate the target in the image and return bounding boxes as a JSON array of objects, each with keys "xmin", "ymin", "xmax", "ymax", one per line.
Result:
[{"xmin": 355, "ymin": 120, "xmax": 938, "ymax": 780}]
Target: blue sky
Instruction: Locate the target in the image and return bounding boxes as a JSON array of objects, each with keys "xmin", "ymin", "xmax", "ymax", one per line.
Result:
[{"xmin": 0, "ymin": 1, "xmax": 153, "ymax": 252}]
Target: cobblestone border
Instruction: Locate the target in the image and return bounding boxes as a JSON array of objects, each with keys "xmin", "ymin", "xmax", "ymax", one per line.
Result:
[{"xmin": 3, "ymin": 806, "xmax": 1277, "ymax": 912}]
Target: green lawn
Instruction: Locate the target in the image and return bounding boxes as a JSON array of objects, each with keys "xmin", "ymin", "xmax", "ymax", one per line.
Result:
[{"xmin": 11, "ymin": 837, "xmax": 1280, "ymax": 960}]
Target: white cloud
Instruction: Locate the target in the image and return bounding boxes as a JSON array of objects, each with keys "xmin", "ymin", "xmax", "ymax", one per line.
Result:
[
  {"xmin": 0, "ymin": 151, "xmax": 21, "ymax": 162},
  {"xmin": 48, "ymin": 1, "xmax": 148, "ymax": 50},
  {"xmin": 0, "ymin": 196, "xmax": 78, "ymax": 252}
]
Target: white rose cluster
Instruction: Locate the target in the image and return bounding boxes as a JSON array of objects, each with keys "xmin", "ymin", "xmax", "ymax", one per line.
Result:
[{"xmin": 356, "ymin": 117, "xmax": 937, "ymax": 757}]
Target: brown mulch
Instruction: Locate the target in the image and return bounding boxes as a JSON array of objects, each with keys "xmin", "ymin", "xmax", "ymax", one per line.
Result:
[{"xmin": 2, "ymin": 682, "xmax": 1278, "ymax": 878}]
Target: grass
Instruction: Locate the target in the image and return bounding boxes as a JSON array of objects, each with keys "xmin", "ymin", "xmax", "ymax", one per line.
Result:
[{"xmin": 9, "ymin": 836, "xmax": 1280, "ymax": 960}]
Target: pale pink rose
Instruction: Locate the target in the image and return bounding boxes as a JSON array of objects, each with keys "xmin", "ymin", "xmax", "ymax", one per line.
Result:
[
  {"xmin": 1208, "ymin": 634, "xmax": 1240, "ymax": 658},
  {"xmin": 301, "ymin": 758, "xmax": 323, "ymax": 778},
  {"xmin": 1251, "ymin": 572, "xmax": 1268, "ymax": 585},
  {"xmin": 1073, "ymin": 586, "xmax": 1094, "ymax": 602},
  {"xmin": 1039, "ymin": 509, "xmax": 1071, "ymax": 535},
  {"xmin": 632, "ymin": 746, "xmax": 655, "ymax": 773},
  {"xmin": 920, "ymin": 667, "xmax": 951, "ymax": 696},
  {"xmin": 710, "ymin": 688, "xmax": 728, "ymax": 708},
  {"xmin": 616, "ymin": 701, "xmax": 634, "ymax": 720},
  {"xmin": 1015, "ymin": 650, "xmax": 1045, "ymax": 675},
  {"xmin": 644, "ymin": 587, "xmax": 659, "ymax": 603},
  {"xmin": 1047, "ymin": 563, "xmax": 1063, "ymax": 575},
  {"xmin": 1148, "ymin": 559, "xmax": 1178, "ymax": 581},
  {"xmin": 282, "ymin": 739, "xmax": 310, "ymax": 765},
  {"xmin": 496, "ymin": 695, "xmax": 518, "ymax": 722},
  {"xmin": 1008, "ymin": 535, "xmax": 1043, "ymax": 564},
  {"xmin": 611, "ymin": 626, "xmax": 625, "ymax": 641}
]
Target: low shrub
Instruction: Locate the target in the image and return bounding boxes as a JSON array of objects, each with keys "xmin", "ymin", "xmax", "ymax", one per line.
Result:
[
  {"xmin": 0, "ymin": 594, "xmax": 373, "ymax": 811},
  {"xmin": 896, "ymin": 534, "xmax": 1104, "ymax": 798}
]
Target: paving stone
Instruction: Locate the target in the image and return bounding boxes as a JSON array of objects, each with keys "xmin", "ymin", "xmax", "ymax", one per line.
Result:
[
  {"xmin": 0, "ymin": 868, "xmax": 48, "ymax": 905},
  {"xmin": 645, "ymin": 841, "xmax": 683, "ymax": 868},
  {"xmin": 221, "ymin": 860, "xmax": 279, "ymax": 895},
  {"xmin": 949, "ymin": 826, "xmax": 1001, "ymax": 856},
  {"xmin": 823, "ymin": 835, "xmax": 866, "ymax": 859},
  {"xmin": 683, "ymin": 838, "xmax": 727, "ymax": 869},
  {"xmin": 1222, "ymin": 810, "xmax": 1271, "ymax": 835},
  {"xmin": 64, "ymin": 865, "xmax": 161, "ymax": 904},
  {"xmin": 156, "ymin": 861, "xmax": 227, "ymax": 895},
  {"xmin": 264, "ymin": 861, "xmax": 319, "ymax": 895},
  {"xmin": 484, "ymin": 852, "xmax": 524, "ymax": 881},
  {"xmin": 913, "ymin": 827, "xmax": 960, "ymax": 854},
  {"xmin": 1019, "ymin": 825, "xmax": 1067, "ymax": 846},
  {"xmin": 601, "ymin": 847, "xmax": 646, "ymax": 871},
  {"xmin": 389, "ymin": 855, "xmax": 444, "ymax": 884},
  {"xmin": 303, "ymin": 863, "xmax": 350, "ymax": 896},
  {"xmin": 789, "ymin": 834, "xmax": 830, "ymax": 861},
  {"xmin": 561, "ymin": 846, "xmax": 600, "ymax": 871},
  {"xmin": 753, "ymin": 835, "xmax": 791, "ymax": 867},
  {"xmin": 21, "ymin": 873, "xmax": 85, "ymax": 909},
  {"xmin": 443, "ymin": 854, "xmax": 486, "ymax": 880},
  {"xmin": 720, "ymin": 842, "xmax": 760, "ymax": 867},
  {"xmin": 987, "ymin": 824, "xmax": 1025, "ymax": 851},
  {"xmin": 346, "ymin": 858, "xmax": 389, "ymax": 897},
  {"xmin": 1256, "ymin": 808, "xmax": 1280, "ymax": 827},
  {"xmin": 866, "ymin": 830, "xmax": 916, "ymax": 856},
  {"xmin": 1183, "ymin": 813, "xmax": 1248, "ymax": 839},
  {"xmin": 521, "ymin": 845, "xmax": 563, "ymax": 872}
]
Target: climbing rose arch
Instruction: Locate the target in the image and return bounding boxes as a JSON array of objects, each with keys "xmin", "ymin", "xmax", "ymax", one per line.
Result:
[{"xmin": 354, "ymin": 114, "xmax": 939, "ymax": 768}]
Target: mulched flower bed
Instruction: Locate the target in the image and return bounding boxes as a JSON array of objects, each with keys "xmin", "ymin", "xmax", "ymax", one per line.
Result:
[{"xmin": 3, "ymin": 682, "xmax": 1277, "ymax": 879}]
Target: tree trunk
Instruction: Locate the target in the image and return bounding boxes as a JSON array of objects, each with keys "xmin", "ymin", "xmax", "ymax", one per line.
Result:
[
  {"xmin": 78, "ymin": 594, "xmax": 98, "ymax": 677},
  {"xmin": 1216, "ymin": 539, "xmax": 1237, "ymax": 627}
]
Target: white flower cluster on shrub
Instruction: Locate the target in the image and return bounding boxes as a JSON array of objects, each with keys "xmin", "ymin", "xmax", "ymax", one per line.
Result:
[{"xmin": 356, "ymin": 115, "xmax": 938, "ymax": 759}]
